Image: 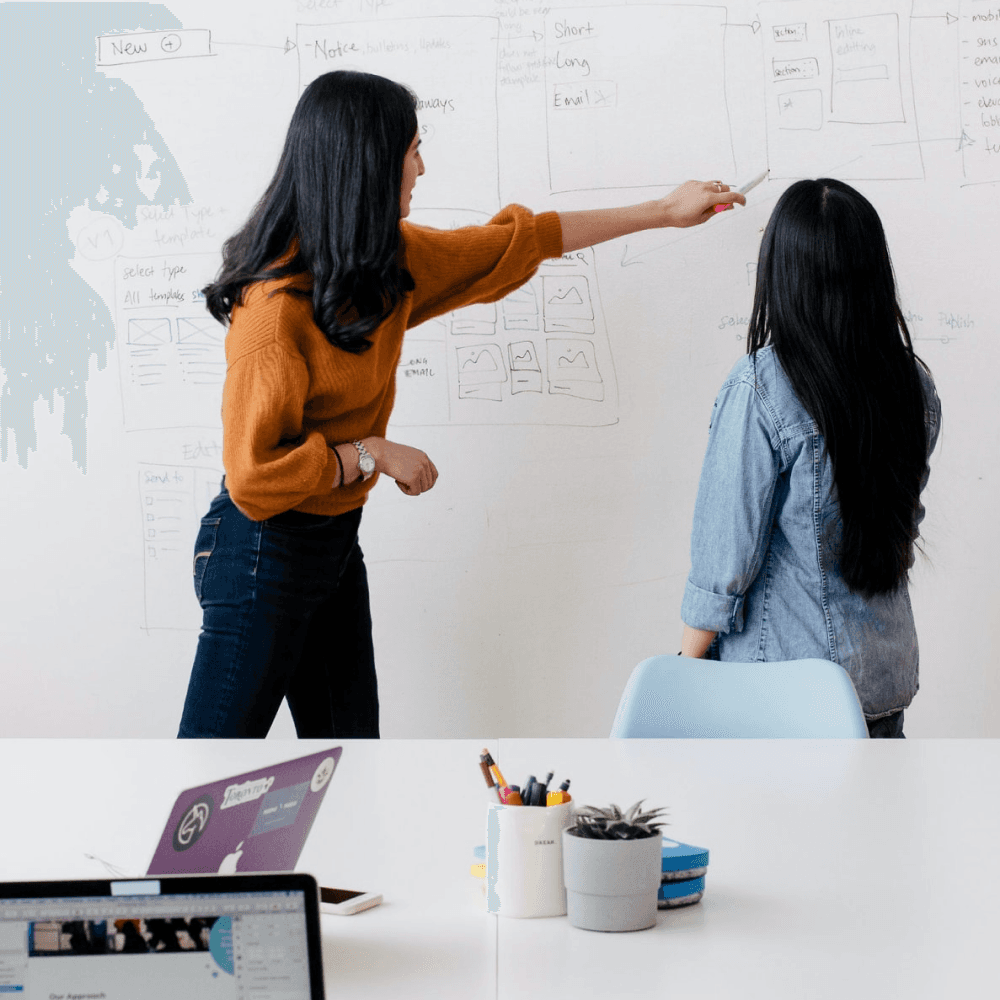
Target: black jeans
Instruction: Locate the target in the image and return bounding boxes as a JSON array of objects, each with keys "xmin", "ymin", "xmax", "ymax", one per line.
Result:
[
  {"xmin": 177, "ymin": 485, "xmax": 378, "ymax": 739},
  {"xmin": 866, "ymin": 710, "xmax": 905, "ymax": 739}
]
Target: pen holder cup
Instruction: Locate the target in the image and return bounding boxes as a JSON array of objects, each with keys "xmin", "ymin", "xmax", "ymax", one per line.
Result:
[{"xmin": 485, "ymin": 801, "xmax": 574, "ymax": 918}]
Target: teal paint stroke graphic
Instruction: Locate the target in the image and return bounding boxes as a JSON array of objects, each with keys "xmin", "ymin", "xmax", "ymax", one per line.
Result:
[
  {"xmin": 0, "ymin": 3, "xmax": 191, "ymax": 470},
  {"xmin": 208, "ymin": 914, "xmax": 234, "ymax": 975}
]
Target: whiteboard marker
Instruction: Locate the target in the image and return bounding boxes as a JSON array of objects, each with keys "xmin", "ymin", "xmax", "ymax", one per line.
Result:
[
  {"xmin": 714, "ymin": 170, "xmax": 768, "ymax": 212},
  {"xmin": 738, "ymin": 170, "xmax": 768, "ymax": 195}
]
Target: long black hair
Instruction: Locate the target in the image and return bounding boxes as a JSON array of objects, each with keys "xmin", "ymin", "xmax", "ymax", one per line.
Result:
[
  {"xmin": 204, "ymin": 70, "xmax": 417, "ymax": 353},
  {"xmin": 746, "ymin": 178, "xmax": 929, "ymax": 598}
]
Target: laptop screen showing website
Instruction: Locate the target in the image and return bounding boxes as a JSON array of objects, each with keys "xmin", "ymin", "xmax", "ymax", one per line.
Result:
[{"xmin": 0, "ymin": 877, "xmax": 322, "ymax": 1000}]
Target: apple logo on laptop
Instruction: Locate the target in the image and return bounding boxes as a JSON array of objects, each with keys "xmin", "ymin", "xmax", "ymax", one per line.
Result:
[{"xmin": 218, "ymin": 841, "xmax": 244, "ymax": 874}]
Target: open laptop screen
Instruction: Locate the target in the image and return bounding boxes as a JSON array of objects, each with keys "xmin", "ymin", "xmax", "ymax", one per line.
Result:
[{"xmin": 0, "ymin": 874, "xmax": 324, "ymax": 999}]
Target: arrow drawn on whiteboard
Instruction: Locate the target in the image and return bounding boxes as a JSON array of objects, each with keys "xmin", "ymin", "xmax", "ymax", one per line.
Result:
[
  {"xmin": 621, "ymin": 244, "xmax": 645, "ymax": 267},
  {"xmin": 500, "ymin": 30, "xmax": 544, "ymax": 42},
  {"xmin": 724, "ymin": 19, "xmax": 761, "ymax": 33},
  {"xmin": 213, "ymin": 39, "xmax": 291, "ymax": 52},
  {"xmin": 910, "ymin": 13, "xmax": 958, "ymax": 24}
]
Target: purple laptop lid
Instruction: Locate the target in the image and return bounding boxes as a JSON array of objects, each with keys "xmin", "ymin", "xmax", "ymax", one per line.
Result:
[{"xmin": 147, "ymin": 747, "xmax": 342, "ymax": 876}]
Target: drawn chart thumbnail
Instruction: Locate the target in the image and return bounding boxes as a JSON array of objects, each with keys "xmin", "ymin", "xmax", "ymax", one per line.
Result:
[
  {"xmin": 297, "ymin": 16, "xmax": 499, "ymax": 211},
  {"xmin": 544, "ymin": 5, "xmax": 734, "ymax": 191},
  {"xmin": 547, "ymin": 339, "xmax": 604, "ymax": 401},
  {"xmin": 509, "ymin": 341, "xmax": 543, "ymax": 394},
  {"xmin": 543, "ymin": 276, "xmax": 595, "ymax": 334},
  {"xmin": 457, "ymin": 344, "xmax": 507, "ymax": 401},
  {"xmin": 760, "ymin": 0, "xmax": 922, "ymax": 179}
]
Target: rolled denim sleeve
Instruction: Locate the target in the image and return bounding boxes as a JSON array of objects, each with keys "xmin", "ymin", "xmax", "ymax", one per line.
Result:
[{"xmin": 682, "ymin": 375, "xmax": 781, "ymax": 634}]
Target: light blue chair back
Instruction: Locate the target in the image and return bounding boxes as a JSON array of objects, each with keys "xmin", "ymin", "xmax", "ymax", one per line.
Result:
[{"xmin": 610, "ymin": 655, "xmax": 869, "ymax": 738}]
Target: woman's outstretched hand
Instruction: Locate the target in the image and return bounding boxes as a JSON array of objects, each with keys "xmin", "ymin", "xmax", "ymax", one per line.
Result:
[
  {"xmin": 368, "ymin": 438, "xmax": 438, "ymax": 496},
  {"xmin": 558, "ymin": 179, "xmax": 747, "ymax": 253},
  {"xmin": 657, "ymin": 179, "xmax": 745, "ymax": 228}
]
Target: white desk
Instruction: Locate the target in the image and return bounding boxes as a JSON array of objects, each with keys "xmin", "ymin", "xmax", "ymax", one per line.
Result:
[{"xmin": 2, "ymin": 739, "xmax": 998, "ymax": 999}]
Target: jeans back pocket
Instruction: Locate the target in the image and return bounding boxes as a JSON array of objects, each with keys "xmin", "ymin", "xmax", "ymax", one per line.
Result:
[{"xmin": 193, "ymin": 517, "xmax": 222, "ymax": 603}]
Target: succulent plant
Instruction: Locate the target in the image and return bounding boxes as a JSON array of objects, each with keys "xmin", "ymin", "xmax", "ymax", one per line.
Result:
[{"xmin": 566, "ymin": 800, "xmax": 668, "ymax": 840}]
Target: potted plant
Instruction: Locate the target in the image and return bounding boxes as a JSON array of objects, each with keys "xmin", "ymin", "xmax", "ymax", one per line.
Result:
[{"xmin": 561, "ymin": 800, "xmax": 667, "ymax": 932}]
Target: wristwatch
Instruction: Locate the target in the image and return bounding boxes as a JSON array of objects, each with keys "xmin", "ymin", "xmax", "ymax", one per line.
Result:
[{"xmin": 353, "ymin": 440, "xmax": 376, "ymax": 481}]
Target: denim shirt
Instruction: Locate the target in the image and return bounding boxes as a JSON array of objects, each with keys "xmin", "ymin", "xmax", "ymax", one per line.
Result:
[{"xmin": 681, "ymin": 345, "xmax": 942, "ymax": 719}]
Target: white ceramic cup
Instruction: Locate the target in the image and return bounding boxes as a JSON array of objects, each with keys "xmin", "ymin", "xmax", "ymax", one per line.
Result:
[{"xmin": 485, "ymin": 801, "xmax": 574, "ymax": 917}]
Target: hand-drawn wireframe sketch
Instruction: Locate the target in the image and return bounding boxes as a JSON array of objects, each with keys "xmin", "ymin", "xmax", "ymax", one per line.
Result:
[
  {"xmin": 296, "ymin": 16, "xmax": 500, "ymax": 211},
  {"xmin": 1, "ymin": 4, "xmax": 191, "ymax": 471},
  {"xmin": 96, "ymin": 27, "xmax": 213, "ymax": 66},
  {"xmin": 390, "ymin": 209, "xmax": 618, "ymax": 428},
  {"xmin": 509, "ymin": 341, "xmax": 543, "ymax": 394},
  {"xmin": 544, "ymin": 5, "xmax": 735, "ymax": 192},
  {"xmin": 543, "ymin": 276, "xmax": 595, "ymax": 333},
  {"xmin": 115, "ymin": 253, "xmax": 226, "ymax": 431},
  {"xmin": 139, "ymin": 463, "xmax": 222, "ymax": 631},
  {"xmin": 546, "ymin": 339, "xmax": 605, "ymax": 401},
  {"xmin": 960, "ymin": 0, "xmax": 1000, "ymax": 183},
  {"xmin": 457, "ymin": 344, "xmax": 507, "ymax": 400},
  {"xmin": 760, "ymin": 0, "xmax": 923, "ymax": 179}
]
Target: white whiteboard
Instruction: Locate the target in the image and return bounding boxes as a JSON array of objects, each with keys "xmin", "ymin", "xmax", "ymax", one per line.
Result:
[{"xmin": 1, "ymin": 0, "xmax": 997, "ymax": 738}]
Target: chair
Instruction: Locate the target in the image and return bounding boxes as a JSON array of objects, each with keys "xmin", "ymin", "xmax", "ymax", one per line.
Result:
[{"xmin": 610, "ymin": 655, "xmax": 869, "ymax": 738}]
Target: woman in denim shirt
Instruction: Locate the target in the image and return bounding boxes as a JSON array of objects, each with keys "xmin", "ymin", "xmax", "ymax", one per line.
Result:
[{"xmin": 680, "ymin": 179, "xmax": 941, "ymax": 738}]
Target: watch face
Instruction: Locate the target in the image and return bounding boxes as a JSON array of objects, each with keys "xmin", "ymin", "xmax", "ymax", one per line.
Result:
[{"xmin": 360, "ymin": 453, "xmax": 376, "ymax": 475}]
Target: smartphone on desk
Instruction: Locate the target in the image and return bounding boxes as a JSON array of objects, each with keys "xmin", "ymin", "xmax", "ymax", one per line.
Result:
[{"xmin": 320, "ymin": 886, "xmax": 383, "ymax": 915}]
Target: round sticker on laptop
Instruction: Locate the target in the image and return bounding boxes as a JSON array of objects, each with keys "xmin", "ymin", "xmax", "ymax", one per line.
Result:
[
  {"xmin": 310, "ymin": 757, "xmax": 336, "ymax": 793},
  {"xmin": 172, "ymin": 794, "xmax": 214, "ymax": 851}
]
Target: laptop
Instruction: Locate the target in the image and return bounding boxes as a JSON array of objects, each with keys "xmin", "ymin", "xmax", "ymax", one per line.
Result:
[
  {"xmin": 0, "ymin": 873, "xmax": 324, "ymax": 998},
  {"xmin": 147, "ymin": 747, "xmax": 343, "ymax": 877}
]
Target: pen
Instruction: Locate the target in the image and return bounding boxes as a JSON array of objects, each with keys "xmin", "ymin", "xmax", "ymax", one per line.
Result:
[
  {"xmin": 738, "ymin": 169, "xmax": 768, "ymax": 195},
  {"xmin": 479, "ymin": 758, "xmax": 502, "ymax": 803},
  {"xmin": 714, "ymin": 169, "xmax": 768, "ymax": 212},
  {"xmin": 481, "ymin": 748, "xmax": 509, "ymax": 792}
]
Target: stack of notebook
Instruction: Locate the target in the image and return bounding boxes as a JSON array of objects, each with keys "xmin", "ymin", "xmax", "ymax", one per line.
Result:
[{"xmin": 658, "ymin": 837, "xmax": 710, "ymax": 908}]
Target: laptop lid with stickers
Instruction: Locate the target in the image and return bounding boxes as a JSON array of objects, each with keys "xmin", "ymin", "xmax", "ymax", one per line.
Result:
[{"xmin": 147, "ymin": 748, "xmax": 342, "ymax": 876}]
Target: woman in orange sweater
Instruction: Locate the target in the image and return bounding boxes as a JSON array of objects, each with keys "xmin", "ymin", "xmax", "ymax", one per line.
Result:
[{"xmin": 177, "ymin": 70, "xmax": 743, "ymax": 738}]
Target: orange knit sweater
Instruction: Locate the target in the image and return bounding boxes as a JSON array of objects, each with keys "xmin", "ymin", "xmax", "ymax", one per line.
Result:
[{"xmin": 221, "ymin": 205, "xmax": 563, "ymax": 520}]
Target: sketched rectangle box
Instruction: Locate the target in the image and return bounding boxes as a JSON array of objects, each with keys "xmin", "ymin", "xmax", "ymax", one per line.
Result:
[
  {"xmin": 547, "ymin": 339, "xmax": 604, "ymax": 401},
  {"xmin": 502, "ymin": 284, "xmax": 540, "ymax": 331},
  {"xmin": 456, "ymin": 345, "xmax": 506, "ymax": 386},
  {"xmin": 827, "ymin": 14, "xmax": 904, "ymax": 124},
  {"xmin": 177, "ymin": 316, "xmax": 224, "ymax": 346},
  {"xmin": 509, "ymin": 341, "xmax": 542, "ymax": 395},
  {"xmin": 128, "ymin": 317, "xmax": 171, "ymax": 346},
  {"xmin": 771, "ymin": 57, "xmax": 819, "ymax": 81},
  {"xmin": 777, "ymin": 89, "xmax": 822, "ymax": 131}
]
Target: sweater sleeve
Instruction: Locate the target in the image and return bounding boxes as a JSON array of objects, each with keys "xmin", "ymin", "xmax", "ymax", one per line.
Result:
[
  {"xmin": 402, "ymin": 205, "xmax": 563, "ymax": 328},
  {"xmin": 221, "ymin": 341, "xmax": 339, "ymax": 521}
]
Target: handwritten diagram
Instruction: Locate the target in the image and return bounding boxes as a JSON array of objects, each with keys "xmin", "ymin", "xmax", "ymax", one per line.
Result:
[
  {"xmin": 297, "ymin": 16, "xmax": 500, "ymax": 210},
  {"xmin": 544, "ymin": 5, "xmax": 735, "ymax": 192},
  {"xmin": 961, "ymin": 0, "xmax": 1000, "ymax": 183},
  {"xmin": 760, "ymin": 0, "xmax": 923, "ymax": 178},
  {"xmin": 392, "ymin": 213, "xmax": 616, "ymax": 426},
  {"xmin": 138, "ymin": 463, "xmax": 222, "ymax": 630},
  {"xmin": 114, "ymin": 253, "xmax": 226, "ymax": 430}
]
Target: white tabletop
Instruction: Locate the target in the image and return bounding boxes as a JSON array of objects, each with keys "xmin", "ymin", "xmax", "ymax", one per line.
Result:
[{"xmin": 2, "ymin": 739, "xmax": 998, "ymax": 999}]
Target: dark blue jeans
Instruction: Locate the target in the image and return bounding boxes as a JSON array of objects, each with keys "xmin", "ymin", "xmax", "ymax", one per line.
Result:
[
  {"xmin": 177, "ymin": 484, "xmax": 379, "ymax": 739},
  {"xmin": 867, "ymin": 710, "xmax": 905, "ymax": 739}
]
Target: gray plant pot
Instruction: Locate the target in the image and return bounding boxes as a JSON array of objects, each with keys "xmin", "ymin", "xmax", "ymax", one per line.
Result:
[{"xmin": 561, "ymin": 829, "xmax": 662, "ymax": 932}]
